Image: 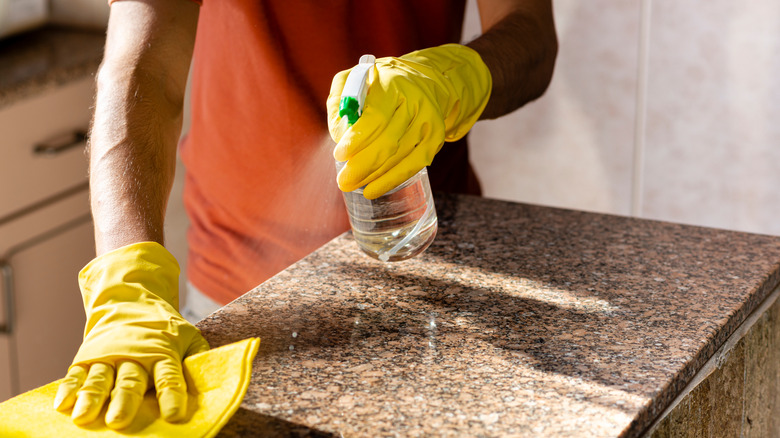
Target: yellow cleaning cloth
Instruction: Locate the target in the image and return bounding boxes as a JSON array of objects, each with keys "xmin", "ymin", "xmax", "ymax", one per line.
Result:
[{"xmin": 0, "ymin": 337, "xmax": 260, "ymax": 437}]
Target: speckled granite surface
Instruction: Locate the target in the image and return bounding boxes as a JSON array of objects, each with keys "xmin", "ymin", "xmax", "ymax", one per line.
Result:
[
  {"xmin": 0, "ymin": 25, "xmax": 104, "ymax": 110},
  {"xmin": 198, "ymin": 193, "xmax": 780, "ymax": 437}
]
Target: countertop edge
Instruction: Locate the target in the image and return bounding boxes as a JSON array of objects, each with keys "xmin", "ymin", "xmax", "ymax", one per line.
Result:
[{"xmin": 627, "ymin": 261, "xmax": 780, "ymax": 437}]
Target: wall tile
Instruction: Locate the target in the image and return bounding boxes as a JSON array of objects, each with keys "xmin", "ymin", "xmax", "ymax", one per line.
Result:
[
  {"xmin": 709, "ymin": 339, "xmax": 746, "ymax": 437},
  {"xmin": 643, "ymin": 0, "xmax": 780, "ymax": 235},
  {"xmin": 650, "ymin": 338, "xmax": 745, "ymax": 437},
  {"xmin": 742, "ymin": 306, "xmax": 779, "ymax": 437},
  {"xmin": 465, "ymin": 0, "xmax": 640, "ymax": 216},
  {"xmin": 649, "ymin": 295, "xmax": 780, "ymax": 436}
]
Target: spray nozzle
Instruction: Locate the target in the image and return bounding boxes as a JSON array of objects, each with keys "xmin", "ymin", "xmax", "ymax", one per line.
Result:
[
  {"xmin": 338, "ymin": 54, "xmax": 376, "ymax": 126},
  {"xmin": 338, "ymin": 97, "xmax": 361, "ymax": 125}
]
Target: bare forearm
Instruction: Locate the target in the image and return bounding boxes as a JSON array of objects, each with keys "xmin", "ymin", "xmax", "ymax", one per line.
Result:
[
  {"xmin": 467, "ymin": 0, "xmax": 558, "ymax": 119},
  {"xmin": 89, "ymin": 0, "xmax": 198, "ymax": 255},
  {"xmin": 90, "ymin": 65, "xmax": 181, "ymax": 254}
]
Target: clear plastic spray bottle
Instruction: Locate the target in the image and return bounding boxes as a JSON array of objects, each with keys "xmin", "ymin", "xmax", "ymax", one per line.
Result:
[{"xmin": 336, "ymin": 55, "xmax": 437, "ymax": 262}]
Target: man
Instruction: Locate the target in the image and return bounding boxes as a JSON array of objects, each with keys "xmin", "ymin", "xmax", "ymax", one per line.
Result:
[{"xmin": 53, "ymin": 0, "xmax": 557, "ymax": 429}]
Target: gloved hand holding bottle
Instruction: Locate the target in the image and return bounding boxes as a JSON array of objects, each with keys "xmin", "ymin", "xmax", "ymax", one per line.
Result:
[
  {"xmin": 327, "ymin": 43, "xmax": 492, "ymax": 200},
  {"xmin": 53, "ymin": 242, "xmax": 210, "ymax": 429}
]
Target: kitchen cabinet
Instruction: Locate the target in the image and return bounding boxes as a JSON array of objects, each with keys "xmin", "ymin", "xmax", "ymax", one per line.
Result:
[
  {"xmin": 0, "ymin": 0, "xmax": 48, "ymax": 39},
  {"xmin": 0, "ymin": 77, "xmax": 94, "ymax": 401},
  {"xmin": 50, "ymin": 0, "xmax": 109, "ymax": 30}
]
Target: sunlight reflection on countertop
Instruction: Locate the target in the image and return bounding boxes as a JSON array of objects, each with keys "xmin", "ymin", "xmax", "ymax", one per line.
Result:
[{"xmin": 199, "ymin": 193, "xmax": 780, "ymax": 437}]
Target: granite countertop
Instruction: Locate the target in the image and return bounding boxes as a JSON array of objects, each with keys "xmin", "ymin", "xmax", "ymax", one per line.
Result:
[
  {"xmin": 0, "ymin": 25, "xmax": 105, "ymax": 110},
  {"xmin": 198, "ymin": 194, "xmax": 780, "ymax": 437}
]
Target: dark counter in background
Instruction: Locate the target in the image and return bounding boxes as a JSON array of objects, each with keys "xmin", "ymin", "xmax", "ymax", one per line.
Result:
[
  {"xmin": 197, "ymin": 193, "xmax": 780, "ymax": 437},
  {"xmin": 0, "ymin": 25, "xmax": 104, "ymax": 110}
]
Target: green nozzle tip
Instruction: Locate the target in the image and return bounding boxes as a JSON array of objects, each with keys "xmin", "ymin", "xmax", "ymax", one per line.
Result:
[{"xmin": 338, "ymin": 96, "xmax": 361, "ymax": 126}]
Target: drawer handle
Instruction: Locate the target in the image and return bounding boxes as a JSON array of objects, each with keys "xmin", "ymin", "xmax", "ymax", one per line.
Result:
[
  {"xmin": 33, "ymin": 130, "xmax": 88, "ymax": 156},
  {"xmin": 0, "ymin": 260, "xmax": 14, "ymax": 335}
]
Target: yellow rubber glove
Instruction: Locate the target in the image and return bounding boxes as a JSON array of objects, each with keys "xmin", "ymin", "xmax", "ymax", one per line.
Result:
[
  {"xmin": 327, "ymin": 43, "xmax": 492, "ymax": 199},
  {"xmin": 53, "ymin": 242, "xmax": 210, "ymax": 429}
]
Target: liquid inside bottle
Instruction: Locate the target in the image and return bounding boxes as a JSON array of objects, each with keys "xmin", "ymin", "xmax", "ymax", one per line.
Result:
[{"xmin": 340, "ymin": 168, "xmax": 438, "ymax": 262}]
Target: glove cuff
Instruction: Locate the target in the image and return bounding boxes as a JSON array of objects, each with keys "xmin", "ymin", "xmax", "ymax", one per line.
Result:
[
  {"xmin": 78, "ymin": 241, "xmax": 181, "ymax": 311},
  {"xmin": 401, "ymin": 43, "xmax": 493, "ymax": 141}
]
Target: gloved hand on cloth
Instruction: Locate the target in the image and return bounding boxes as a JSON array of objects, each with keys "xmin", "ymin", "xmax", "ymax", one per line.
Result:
[
  {"xmin": 327, "ymin": 43, "xmax": 493, "ymax": 200},
  {"xmin": 53, "ymin": 242, "xmax": 210, "ymax": 429}
]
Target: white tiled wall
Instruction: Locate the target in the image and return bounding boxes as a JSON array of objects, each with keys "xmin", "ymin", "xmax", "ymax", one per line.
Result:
[
  {"xmin": 642, "ymin": 0, "xmax": 780, "ymax": 235},
  {"xmin": 465, "ymin": 0, "xmax": 780, "ymax": 237}
]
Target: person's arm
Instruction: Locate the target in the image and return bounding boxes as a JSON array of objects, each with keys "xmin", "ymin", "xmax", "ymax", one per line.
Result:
[
  {"xmin": 327, "ymin": 0, "xmax": 558, "ymax": 199},
  {"xmin": 54, "ymin": 0, "xmax": 209, "ymax": 430},
  {"xmin": 90, "ymin": 0, "xmax": 198, "ymax": 255},
  {"xmin": 467, "ymin": 0, "xmax": 558, "ymax": 119}
]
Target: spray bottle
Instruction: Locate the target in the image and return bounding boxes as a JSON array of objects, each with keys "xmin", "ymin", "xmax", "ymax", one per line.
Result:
[{"xmin": 336, "ymin": 55, "xmax": 438, "ymax": 262}]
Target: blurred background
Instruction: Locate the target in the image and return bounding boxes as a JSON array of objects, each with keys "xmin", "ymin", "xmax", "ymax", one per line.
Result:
[
  {"xmin": 466, "ymin": 0, "xmax": 780, "ymax": 237},
  {"xmin": 1, "ymin": 0, "xmax": 779, "ymax": 401}
]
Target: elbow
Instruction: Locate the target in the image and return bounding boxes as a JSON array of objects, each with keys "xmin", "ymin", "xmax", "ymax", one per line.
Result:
[
  {"xmin": 476, "ymin": 11, "xmax": 559, "ymax": 119},
  {"xmin": 528, "ymin": 30, "xmax": 558, "ymax": 102},
  {"xmin": 95, "ymin": 57, "xmax": 187, "ymax": 123},
  {"xmin": 523, "ymin": 2, "xmax": 559, "ymax": 104},
  {"xmin": 91, "ymin": 56, "xmax": 186, "ymax": 168}
]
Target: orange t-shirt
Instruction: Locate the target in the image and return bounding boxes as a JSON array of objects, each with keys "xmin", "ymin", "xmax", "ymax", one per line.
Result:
[{"xmin": 181, "ymin": 0, "xmax": 480, "ymax": 304}]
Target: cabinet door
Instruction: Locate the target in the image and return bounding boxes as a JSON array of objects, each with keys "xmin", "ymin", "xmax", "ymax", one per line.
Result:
[
  {"xmin": 0, "ymin": 342, "xmax": 10, "ymax": 400},
  {"xmin": 0, "ymin": 187, "xmax": 92, "ymax": 401},
  {"xmin": 10, "ymin": 217, "xmax": 93, "ymax": 395},
  {"xmin": 0, "ymin": 273, "xmax": 12, "ymax": 400}
]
